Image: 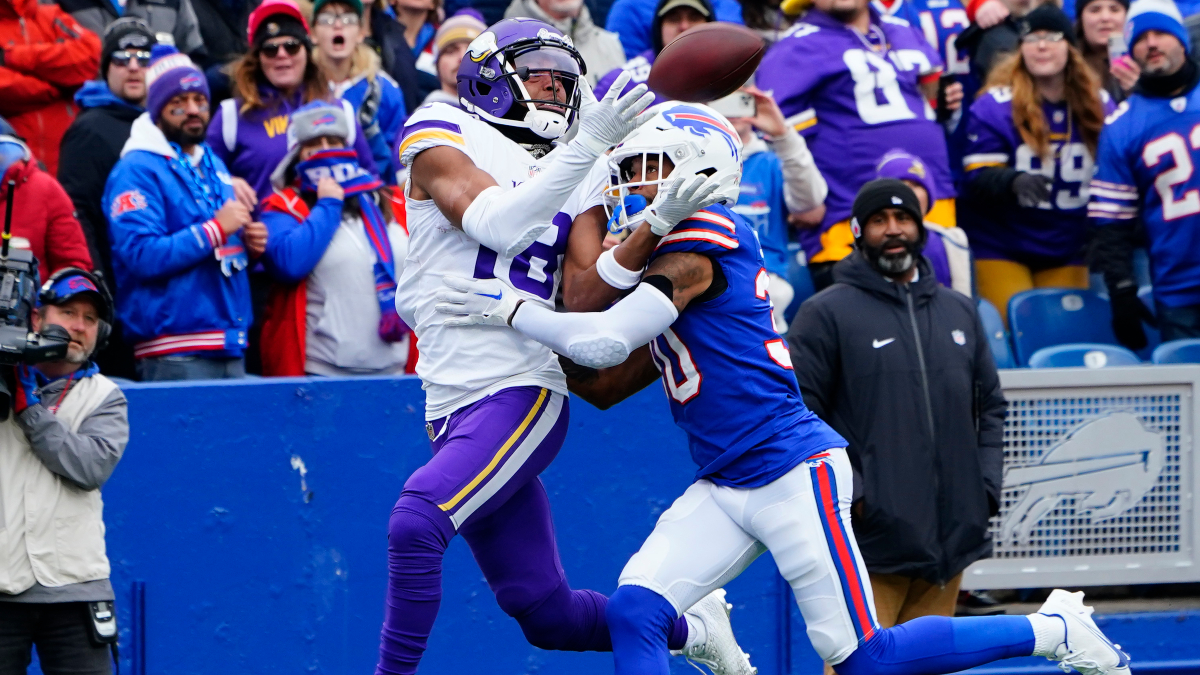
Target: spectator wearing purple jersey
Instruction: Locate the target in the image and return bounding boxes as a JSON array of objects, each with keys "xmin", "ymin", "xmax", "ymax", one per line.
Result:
[
  {"xmin": 962, "ymin": 4, "xmax": 1110, "ymax": 323},
  {"xmin": 875, "ymin": 150, "xmax": 973, "ymax": 296},
  {"xmin": 757, "ymin": 0, "xmax": 964, "ymax": 291},
  {"xmin": 594, "ymin": 0, "xmax": 714, "ymax": 103}
]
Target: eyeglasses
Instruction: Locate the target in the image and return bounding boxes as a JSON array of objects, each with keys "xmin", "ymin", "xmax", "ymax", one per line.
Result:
[
  {"xmin": 315, "ymin": 13, "xmax": 359, "ymax": 26},
  {"xmin": 260, "ymin": 39, "xmax": 304, "ymax": 58},
  {"xmin": 111, "ymin": 50, "xmax": 152, "ymax": 67},
  {"xmin": 1021, "ymin": 31, "xmax": 1066, "ymax": 44}
]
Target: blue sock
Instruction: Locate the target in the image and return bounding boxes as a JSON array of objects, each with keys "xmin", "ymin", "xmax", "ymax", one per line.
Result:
[
  {"xmin": 834, "ymin": 616, "xmax": 1036, "ymax": 675},
  {"xmin": 606, "ymin": 585, "xmax": 678, "ymax": 675}
]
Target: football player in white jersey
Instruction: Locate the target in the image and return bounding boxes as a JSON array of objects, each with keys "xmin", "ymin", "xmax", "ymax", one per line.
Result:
[{"xmin": 377, "ymin": 17, "xmax": 751, "ymax": 675}]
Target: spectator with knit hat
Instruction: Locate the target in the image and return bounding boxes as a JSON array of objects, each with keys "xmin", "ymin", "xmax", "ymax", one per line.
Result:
[
  {"xmin": 422, "ymin": 10, "xmax": 486, "ymax": 107},
  {"xmin": 503, "ymin": 0, "xmax": 625, "ymax": 85},
  {"xmin": 311, "ymin": 0, "xmax": 408, "ymax": 183},
  {"xmin": 0, "ymin": 119, "xmax": 93, "ymax": 278},
  {"xmin": 259, "ymin": 101, "xmax": 410, "ymax": 376},
  {"xmin": 208, "ymin": 0, "xmax": 380, "ymax": 216},
  {"xmin": 104, "ymin": 46, "xmax": 259, "ymax": 381},
  {"xmin": 0, "ymin": 0, "xmax": 99, "ymax": 175}
]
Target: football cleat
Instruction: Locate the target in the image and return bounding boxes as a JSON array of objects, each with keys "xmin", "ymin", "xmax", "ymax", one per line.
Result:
[
  {"xmin": 1037, "ymin": 589, "xmax": 1131, "ymax": 675},
  {"xmin": 675, "ymin": 589, "xmax": 757, "ymax": 675}
]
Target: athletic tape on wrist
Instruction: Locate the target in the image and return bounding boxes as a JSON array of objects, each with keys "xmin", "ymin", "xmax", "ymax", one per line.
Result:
[{"xmin": 596, "ymin": 247, "xmax": 643, "ymax": 289}]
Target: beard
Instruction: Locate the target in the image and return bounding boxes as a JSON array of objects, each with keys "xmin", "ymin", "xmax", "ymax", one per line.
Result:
[
  {"xmin": 161, "ymin": 115, "xmax": 209, "ymax": 146},
  {"xmin": 863, "ymin": 235, "xmax": 922, "ymax": 278}
]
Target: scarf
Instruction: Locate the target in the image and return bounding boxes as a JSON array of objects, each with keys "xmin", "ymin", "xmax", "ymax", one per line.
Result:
[
  {"xmin": 295, "ymin": 149, "xmax": 407, "ymax": 342},
  {"xmin": 171, "ymin": 142, "xmax": 247, "ymax": 277},
  {"xmin": 1137, "ymin": 58, "xmax": 1200, "ymax": 98}
]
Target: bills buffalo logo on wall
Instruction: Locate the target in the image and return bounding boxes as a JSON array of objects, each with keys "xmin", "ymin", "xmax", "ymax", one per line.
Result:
[{"xmin": 110, "ymin": 190, "xmax": 147, "ymax": 218}]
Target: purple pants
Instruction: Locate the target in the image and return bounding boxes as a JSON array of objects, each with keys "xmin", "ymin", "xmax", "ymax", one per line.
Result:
[{"xmin": 376, "ymin": 386, "xmax": 686, "ymax": 674}]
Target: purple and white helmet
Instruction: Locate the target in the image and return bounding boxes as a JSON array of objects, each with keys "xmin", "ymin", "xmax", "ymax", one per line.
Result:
[{"xmin": 457, "ymin": 18, "xmax": 586, "ymax": 144}]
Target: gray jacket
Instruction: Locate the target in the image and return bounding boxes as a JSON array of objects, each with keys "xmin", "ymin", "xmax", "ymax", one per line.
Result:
[
  {"xmin": 503, "ymin": 0, "xmax": 625, "ymax": 85},
  {"xmin": 0, "ymin": 368, "xmax": 128, "ymax": 604},
  {"xmin": 62, "ymin": 0, "xmax": 206, "ymax": 61}
]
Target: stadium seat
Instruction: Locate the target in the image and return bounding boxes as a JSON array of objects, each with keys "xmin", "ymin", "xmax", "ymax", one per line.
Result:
[
  {"xmin": 1152, "ymin": 339, "xmax": 1200, "ymax": 364},
  {"xmin": 784, "ymin": 243, "xmax": 814, "ymax": 325},
  {"xmin": 977, "ymin": 298, "xmax": 1015, "ymax": 369},
  {"xmin": 1027, "ymin": 343, "xmax": 1142, "ymax": 369},
  {"xmin": 1008, "ymin": 289, "xmax": 1119, "ymax": 366}
]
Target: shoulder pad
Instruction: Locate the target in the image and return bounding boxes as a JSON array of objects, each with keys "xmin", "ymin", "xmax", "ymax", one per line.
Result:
[{"xmin": 1105, "ymin": 100, "xmax": 1131, "ymax": 125}]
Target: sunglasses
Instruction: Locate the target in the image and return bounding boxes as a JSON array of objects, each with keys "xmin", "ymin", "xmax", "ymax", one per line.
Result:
[
  {"xmin": 315, "ymin": 12, "xmax": 359, "ymax": 26},
  {"xmin": 1021, "ymin": 31, "xmax": 1066, "ymax": 44},
  {"xmin": 260, "ymin": 39, "xmax": 304, "ymax": 58},
  {"xmin": 111, "ymin": 50, "xmax": 152, "ymax": 67}
]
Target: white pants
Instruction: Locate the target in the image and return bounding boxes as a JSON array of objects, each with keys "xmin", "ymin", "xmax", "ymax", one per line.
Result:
[{"xmin": 617, "ymin": 448, "xmax": 879, "ymax": 665}]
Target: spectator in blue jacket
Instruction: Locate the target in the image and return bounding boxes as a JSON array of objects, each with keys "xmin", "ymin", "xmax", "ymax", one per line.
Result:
[
  {"xmin": 595, "ymin": 0, "xmax": 715, "ymax": 102},
  {"xmin": 604, "ymin": 0, "xmax": 741, "ymax": 58},
  {"xmin": 104, "ymin": 47, "xmax": 259, "ymax": 381},
  {"xmin": 312, "ymin": 0, "xmax": 408, "ymax": 183},
  {"xmin": 725, "ymin": 86, "xmax": 828, "ymax": 331}
]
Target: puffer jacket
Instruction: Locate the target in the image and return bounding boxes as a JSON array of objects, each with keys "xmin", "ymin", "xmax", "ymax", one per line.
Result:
[
  {"xmin": 0, "ymin": 0, "xmax": 99, "ymax": 175},
  {"xmin": 787, "ymin": 252, "xmax": 1007, "ymax": 584},
  {"xmin": 0, "ymin": 156, "xmax": 93, "ymax": 278}
]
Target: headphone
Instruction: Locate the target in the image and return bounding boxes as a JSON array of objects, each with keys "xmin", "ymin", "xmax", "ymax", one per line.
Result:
[{"xmin": 38, "ymin": 267, "xmax": 113, "ymax": 352}]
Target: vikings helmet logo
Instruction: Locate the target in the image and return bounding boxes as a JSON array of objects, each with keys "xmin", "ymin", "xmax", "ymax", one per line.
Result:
[{"xmin": 468, "ymin": 31, "xmax": 500, "ymax": 63}]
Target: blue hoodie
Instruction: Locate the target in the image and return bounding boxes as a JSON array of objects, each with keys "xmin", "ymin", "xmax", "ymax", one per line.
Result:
[{"xmin": 74, "ymin": 80, "xmax": 144, "ymax": 113}]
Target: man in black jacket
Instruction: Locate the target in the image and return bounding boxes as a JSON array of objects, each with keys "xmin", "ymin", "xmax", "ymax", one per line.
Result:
[
  {"xmin": 787, "ymin": 179, "xmax": 1007, "ymax": 633},
  {"xmin": 57, "ymin": 19, "xmax": 156, "ymax": 380}
]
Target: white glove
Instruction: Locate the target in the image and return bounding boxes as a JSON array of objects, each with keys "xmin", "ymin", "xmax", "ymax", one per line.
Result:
[
  {"xmin": 434, "ymin": 276, "xmax": 522, "ymax": 327},
  {"xmin": 645, "ymin": 174, "xmax": 725, "ymax": 236},
  {"xmin": 574, "ymin": 71, "xmax": 655, "ymax": 155}
]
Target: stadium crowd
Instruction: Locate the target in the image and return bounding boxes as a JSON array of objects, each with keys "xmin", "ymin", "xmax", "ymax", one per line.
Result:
[{"xmin": 0, "ymin": 0, "xmax": 1183, "ymax": 383}]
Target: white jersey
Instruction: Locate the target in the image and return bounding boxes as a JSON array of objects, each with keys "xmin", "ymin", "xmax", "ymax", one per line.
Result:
[{"xmin": 396, "ymin": 103, "xmax": 608, "ymax": 420}]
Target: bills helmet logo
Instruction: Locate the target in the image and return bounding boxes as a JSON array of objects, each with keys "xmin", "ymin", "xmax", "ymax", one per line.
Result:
[
  {"xmin": 110, "ymin": 190, "xmax": 147, "ymax": 218},
  {"xmin": 180, "ymin": 73, "xmax": 204, "ymax": 90},
  {"xmin": 663, "ymin": 105, "xmax": 739, "ymax": 157}
]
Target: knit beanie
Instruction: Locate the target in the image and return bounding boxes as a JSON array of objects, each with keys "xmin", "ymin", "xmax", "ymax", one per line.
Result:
[
  {"xmin": 1020, "ymin": 4, "xmax": 1078, "ymax": 45},
  {"xmin": 849, "ymin": 179, "xmax": 924, "ymax": 240},
  {"xmin": 433, "ymin": 11, "xmax": 487, "ymax": 60},
  {"xmin": 1076, "ymin": 0, "xmax": 1130, "ymax": 23},
  {"xmin": 145, "ymin": 44, "xmax": 210, "ymax": 123},
  {"xmin": 100, "ymin": 17, "xmax": 156, "ymax": 78},
  {"xmin": 1125, "ymin": 0, "xmax": 1190, "ymax": 52},
  {"xmin": 247, "ymin": 0, "xmax": 312, "ymax": 51},
  {"xmin": 269, "ymin": 101, "xmax": 352, "ymax": 189},
  {"xmin": 875, "ymin": 150, "xmax": 935, "ymax": 209}
]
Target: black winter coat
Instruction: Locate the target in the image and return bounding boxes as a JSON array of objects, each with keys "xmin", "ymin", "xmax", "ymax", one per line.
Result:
[{"xmin": 787, "ymin": 252, "xmax": 1007, "ymax": 584}]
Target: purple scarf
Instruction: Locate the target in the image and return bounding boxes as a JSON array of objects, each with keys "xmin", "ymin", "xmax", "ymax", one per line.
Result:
[{"xmin": 295, "ymin": 149, "xmax": 407, "ymax": 342}]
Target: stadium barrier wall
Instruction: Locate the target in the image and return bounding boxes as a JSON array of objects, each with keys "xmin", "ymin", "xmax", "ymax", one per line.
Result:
[{"xmin": 83, "ymin": 374, "xmax": 1199, "ymax": 674}]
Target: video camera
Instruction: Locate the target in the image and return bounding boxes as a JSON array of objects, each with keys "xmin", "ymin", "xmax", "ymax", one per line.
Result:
[{"xmin": 0, "ymin": 180, "xmax": 70, "ymax": 417}]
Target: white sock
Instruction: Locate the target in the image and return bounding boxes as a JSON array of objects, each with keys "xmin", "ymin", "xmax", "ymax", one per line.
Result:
[
  {"xmin": 682, "ymin": 613, "xmax": 707, "ymax": 651},
  {"xmin": 1028, "ymin": 614, "xmax": 1067, "ymax": 657}
]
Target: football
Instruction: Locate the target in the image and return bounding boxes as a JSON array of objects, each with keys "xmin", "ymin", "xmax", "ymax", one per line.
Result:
[{"xmin": 647, "ymin": 23, "xmax": 767, "ymax": 103}]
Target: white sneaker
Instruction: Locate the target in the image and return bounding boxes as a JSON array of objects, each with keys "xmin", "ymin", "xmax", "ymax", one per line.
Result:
[
  {"xmin": 1037, "ymin": 589, "xmax": 1131, "ymax": 675},
  {"xmin": 675, "ymin": 589, "xmax": 757, "ymax": 675}
]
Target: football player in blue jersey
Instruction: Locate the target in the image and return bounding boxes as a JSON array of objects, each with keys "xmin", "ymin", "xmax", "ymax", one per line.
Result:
[
  {"xmin": 435, "ymin": 102, "xmax": 1132, "ymax": 675},
  {"xmin": 1091, "ymin": 0, "xmax": 1200, "ymax": 349}
]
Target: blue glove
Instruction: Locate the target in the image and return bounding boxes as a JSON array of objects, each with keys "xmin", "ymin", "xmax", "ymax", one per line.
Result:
[{"xmin": 11, "ymin": 364, "xmax": 39, "ymax": 414}]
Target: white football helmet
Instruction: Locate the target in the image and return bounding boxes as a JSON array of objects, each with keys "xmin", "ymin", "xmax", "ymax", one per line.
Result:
[{"xmin": 604, "ymin": 101, "xmax": 743, "ymax": 233}]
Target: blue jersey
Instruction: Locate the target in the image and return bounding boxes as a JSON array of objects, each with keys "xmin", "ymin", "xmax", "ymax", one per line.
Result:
[
  {"xmin": 732, "ymin": 144, "xmax": 790, "ymax": 278},
  {"xmin": 647, "ymin": 204, "xmax": 847, "ymax": 488},
  {"xmin": 1089, "ymin": 88, "xmax": 1200, "ymax": 308}
]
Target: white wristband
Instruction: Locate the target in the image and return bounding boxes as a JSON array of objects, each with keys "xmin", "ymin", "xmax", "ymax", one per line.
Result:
[{"xmin": 596, "ymin": 247, "xmax": 643, "ymax": 290}]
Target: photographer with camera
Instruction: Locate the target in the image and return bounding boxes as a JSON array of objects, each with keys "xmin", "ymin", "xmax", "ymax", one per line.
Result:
[{"xmin": 0, "ymin": 268, "xmax": 130, "ymax": 675}]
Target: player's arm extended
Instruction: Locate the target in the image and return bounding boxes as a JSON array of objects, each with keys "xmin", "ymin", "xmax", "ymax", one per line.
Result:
[
  {"xmin": 408, "ymin": 73, "xmax": 653, "ymax": 257},
  {"xmin": 561, "ymin": 347, "xmax": 661, "ymax": 409},
  {"xmin": 435, "ymin": 251, "xmax": 715, "ymax": 368},
  {"xmin": 561, "ymin": 205, "xmax": 664, "ymax": 312}
]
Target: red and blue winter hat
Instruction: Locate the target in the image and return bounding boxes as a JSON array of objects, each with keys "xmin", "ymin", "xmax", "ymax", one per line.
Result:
[{"xmin": 145, "ymin": 44, "xmax": 210, "ymax": 123}]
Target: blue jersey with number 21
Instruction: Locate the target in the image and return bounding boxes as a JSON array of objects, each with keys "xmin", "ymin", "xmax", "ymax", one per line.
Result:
[
  {"xmin": 1089, "ymin": 87, "xmax": 1200, "ymax": 308},
  {"xmin": 647, "ymin": 203, "xmax": 847, "ymax": 488}
]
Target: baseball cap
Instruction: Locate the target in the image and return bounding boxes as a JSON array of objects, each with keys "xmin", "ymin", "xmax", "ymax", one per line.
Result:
[{"xmin": 657, "ymin": 0, "xmax": 713, "ymax": 17}]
